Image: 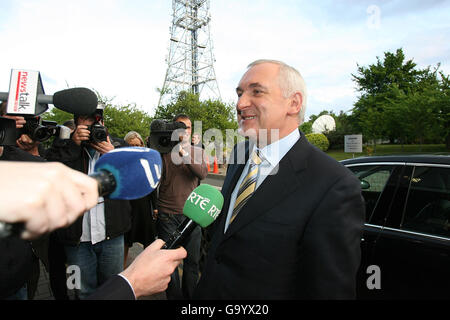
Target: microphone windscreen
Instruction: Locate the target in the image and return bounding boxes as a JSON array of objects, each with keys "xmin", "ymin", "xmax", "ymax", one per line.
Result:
[
  {"xmin": 94, "ymin": 147, "xmax": 162, "ymax": 200},
  {"xmin": 52, "ymin": 88, "xmax": 98, "ymax": 115},
  {"xmin": 183, "ymin": 184, "xmax": 224, "ymax": 228}
]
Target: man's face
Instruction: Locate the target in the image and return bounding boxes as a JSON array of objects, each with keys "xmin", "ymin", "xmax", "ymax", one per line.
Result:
[
  {"xmin": 177, "ymin": 118, "xmax": 192, "ymax": 143},
  {"xmin": 192, "ymin": 134, "xmax": 200, "ymax": 145},
  {"xmin": 76, "ymin": 115, "xmax": 96, "ymax": 127},
  {"xmin": 236, "ymin": 63, "xmax": 292, "ymax": 144}
]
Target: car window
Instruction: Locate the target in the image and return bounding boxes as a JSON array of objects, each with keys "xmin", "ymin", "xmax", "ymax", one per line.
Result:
[
  {"xmin": 401, "ymin": 167, "xmax": 450, "ymax": 238},
  {"xmin": 347, "ymin": 165, "xmax": 396, "ymax": 222}
]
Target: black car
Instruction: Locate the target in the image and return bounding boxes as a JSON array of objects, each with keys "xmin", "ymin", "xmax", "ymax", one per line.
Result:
[{"xmin": 342, "ymin": 155, "xmax": 450, "ymax": 299}]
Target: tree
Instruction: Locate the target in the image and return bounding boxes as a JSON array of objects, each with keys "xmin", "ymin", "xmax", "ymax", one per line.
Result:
[
  {"xmin": 153, "ymin": 91, "xmax": 237, "ymax": 136},
  {"xmin": 299, "ymin": 122, "xmax": 312, "ymax": 134},
  {"xmin": 41, "ymin": 107, "xmax": 73, "ymax": 124},
  {"xmin": 352, "ymin": 48, "xmax": 449, "ymax": 149}
]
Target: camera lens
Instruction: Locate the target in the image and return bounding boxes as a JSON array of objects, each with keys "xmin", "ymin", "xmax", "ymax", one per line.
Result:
[
  {"xmin": 94, "ymin": 131, "xmax": 107, "ymax": 141},
  {"xmin": 34, "ymin": 127, "xmax": 52, "ymax": 142},
  {"xmin": 159, "ymin": 136, "xmax": 170, "ymax": 147}
]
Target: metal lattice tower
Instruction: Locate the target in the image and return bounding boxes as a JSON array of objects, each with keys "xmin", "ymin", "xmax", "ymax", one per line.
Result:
[{"xmin": 158, "ymin": 0, "xmax": 221, "ymax": 106}]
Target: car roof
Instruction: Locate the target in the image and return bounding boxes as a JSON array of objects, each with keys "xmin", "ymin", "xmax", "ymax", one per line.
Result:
[{"xmin": 341, "ymin": 154, "xmax": 450, "ymax": 166}]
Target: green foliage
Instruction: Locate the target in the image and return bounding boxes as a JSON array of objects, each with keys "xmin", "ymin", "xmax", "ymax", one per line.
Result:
[
  {"xmin": 153, "ymin": 91, "xmax": 237, "ymax": 136},
  {"xmin": 299, "ymin": 122, "xmax": 312, "ymax": 134},
  {"xmin": 351, "ymin": 48, "xmax": 449, "ymax": 149},
  {"xmin": 305, "ymin": 133, "xmax": 330, "ymax": 152},
  {"xmin": 41, "ymin": 107, "xmax": 73, "ymax": 124},
  {"xmin": 103, "ymin": 104, "xmax": 152, "ymax": 141}
]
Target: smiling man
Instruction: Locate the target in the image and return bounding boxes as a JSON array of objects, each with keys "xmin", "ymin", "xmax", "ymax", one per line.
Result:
[{"xmin": 194, "ymin": 59, "xmax": 365, "ymax": 299}]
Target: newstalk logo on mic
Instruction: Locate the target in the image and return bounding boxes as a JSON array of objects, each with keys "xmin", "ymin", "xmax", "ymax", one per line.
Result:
[{"xmin": 7, "ymin": 69, "xmax": 40, "ymax": 115}]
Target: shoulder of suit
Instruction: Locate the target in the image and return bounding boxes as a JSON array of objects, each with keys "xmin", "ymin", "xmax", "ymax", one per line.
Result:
[{"xmin": 301, "ymin": 141, "xmax": 353, "ymax": 179}]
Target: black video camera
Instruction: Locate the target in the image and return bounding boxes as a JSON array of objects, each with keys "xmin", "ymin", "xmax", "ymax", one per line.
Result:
[
  {"xmin": 148, "ymin": 119, "xmax": 187, "ymax": 153},
  {"xmin": 86, "ymin": 123, "xmax": 108, "ymax": 143},
  {"xmin": 0, "ymin": 116, "xmax": 71, "ymax": 146}
]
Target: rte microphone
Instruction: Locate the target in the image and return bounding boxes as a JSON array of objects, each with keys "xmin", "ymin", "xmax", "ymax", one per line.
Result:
[
  {"xmin": 0, "ymin": 147, "xmax": 163, "ymax": 238},
  {"xmin": 163, "ymin": 184, "xmax": 224, "ymax": 249},
  {"xmin": 0, "ymin": 87, "xmax": 98, "ymax": 115}
]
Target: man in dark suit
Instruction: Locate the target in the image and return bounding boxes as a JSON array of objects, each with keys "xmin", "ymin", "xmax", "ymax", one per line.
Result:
[{"xmin": 194, "ymin": 59, "xmax": 365, "ymax": 299}]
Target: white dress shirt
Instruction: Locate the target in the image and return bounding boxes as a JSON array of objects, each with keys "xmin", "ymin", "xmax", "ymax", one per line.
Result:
[
  {"xmin": 80, "ymin": 148, "xmax": 106, "ymax": 244},
  {"xmin": 224, "ymin": 129, "xmax": 300, "ymax": 232}
]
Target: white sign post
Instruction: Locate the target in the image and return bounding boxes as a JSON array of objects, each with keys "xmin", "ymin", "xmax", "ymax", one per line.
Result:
[{"xmin": 345, "ymin": 134, "xmax": 363, "ymax": 158}]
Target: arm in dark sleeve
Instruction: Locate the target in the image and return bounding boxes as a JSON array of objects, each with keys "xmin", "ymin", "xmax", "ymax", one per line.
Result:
[
  {"xmin": 87, "ymin": 275, "xmax": 135, "ymax": 300},
  {"xmin": 45, "ymin": 138, "xmax": 82, "ymax": 164},
  {"xmin": 298, "ymin": 174, "xmax": 365, "ymax": 299}
]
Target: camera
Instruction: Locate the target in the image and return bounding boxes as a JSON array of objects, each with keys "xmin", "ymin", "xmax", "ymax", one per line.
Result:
[
  {"xmin": 0, "ymin": 117, "xmax": 17, "ymax": 145},
  {"xmin": 0, "ymin": 116, "xmax": 71, "ymax": 146},
  {"xmin": 86, "ymin": 123, "xmax": 108, "ymax": 143},
  {"xmin": 148, "ymin": 119, "xmax": 187, "ymax": 153},
  {"xmin": 20, "ymin": 117, "xmax": 54, "ymax": 142}
]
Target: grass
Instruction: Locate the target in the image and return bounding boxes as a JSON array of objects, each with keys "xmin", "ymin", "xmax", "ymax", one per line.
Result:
[{"xmin": 326, "ymin": 144, "xmax": 449, "ymax": 161}]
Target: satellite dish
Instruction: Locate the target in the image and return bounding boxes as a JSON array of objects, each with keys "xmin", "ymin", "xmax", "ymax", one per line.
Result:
[{"xmin": 312, "ymin": 115, "xmax": 336, "ymax": 134}]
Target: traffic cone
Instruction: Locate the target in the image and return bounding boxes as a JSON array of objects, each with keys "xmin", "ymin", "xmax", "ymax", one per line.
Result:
[
  {"xmin": 206, "ymin": 156, "xmax": 211, "ymax": 172},
  {"xmin": 213, "ymin": 156, "xmax": 219, "ymax": 174}
]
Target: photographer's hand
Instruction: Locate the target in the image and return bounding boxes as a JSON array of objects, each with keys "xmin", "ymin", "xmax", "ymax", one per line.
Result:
[
  {"xmin": 2, "ymin": 114, "xmax": 26, "ymax": 129},
  {"xmin": 16, "ymin": 134, "xmax": 40, "ymax": 156},
  {"xmin": 91, "ymin": 136, "xmax": 115, "ymax": 155},
  {"xmin": 72, "ymin": 124, "xmax": 91, "ymax": 146}
]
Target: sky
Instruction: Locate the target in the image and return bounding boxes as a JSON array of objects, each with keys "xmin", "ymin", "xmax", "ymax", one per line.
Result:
[{"xmin": 1, "ymin": 0, "xmax": 449, "ymax": 122}]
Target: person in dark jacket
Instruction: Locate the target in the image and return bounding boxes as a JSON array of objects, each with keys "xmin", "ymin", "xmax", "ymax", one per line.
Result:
[
  {"xmin": 0, "ymin": 101, "xmax": 48, "ymax": 300},
  {"xmin": 122, "ymin": 131, "xmax": 157, "ymax": 269},
  {"xmin": 45, "ymin": 106, "xmax": 132, "ymax": 299},
  {"xmin": 0, "ymin": 144, "xmax": 46, "ymax": 300}
]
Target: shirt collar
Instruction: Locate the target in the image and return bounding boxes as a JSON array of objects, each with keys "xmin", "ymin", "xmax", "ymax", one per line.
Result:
[{"xmin": 252, "ymin": 129, "xmax": 300, "ymax": 168}]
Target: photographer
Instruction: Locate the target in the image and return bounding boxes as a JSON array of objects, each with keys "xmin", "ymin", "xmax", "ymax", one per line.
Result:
[
  {"xmin": 153, "ymin": 114, "xmax": 208, "ymax": 300},
  {"xmin": 45, "ymin": 104, "xmax": 132, "ymax": 299}
]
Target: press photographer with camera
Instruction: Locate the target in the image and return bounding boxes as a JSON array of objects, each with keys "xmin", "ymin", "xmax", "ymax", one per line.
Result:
[
  {"xmin": 150, "ymin": 114, "xmax": 208, "ymax": 300},
  {"xmin": 45, "ymin": 103, "xmax": 132, "ymax": 299}
]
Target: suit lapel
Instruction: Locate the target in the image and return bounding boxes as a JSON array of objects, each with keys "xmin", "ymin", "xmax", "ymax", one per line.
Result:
[
  {"xmin": 221, "ymin": 135, "xmax": 311, "ymax": 241},
  {"xmin": 215, "ymin": 141, "xmax": 250, "ymax": 235}
]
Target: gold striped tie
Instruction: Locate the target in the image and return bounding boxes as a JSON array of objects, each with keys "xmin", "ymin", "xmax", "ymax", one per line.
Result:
[{"xmin": 229, "ymin": 150, "xmax": 262, "ymax": 224}]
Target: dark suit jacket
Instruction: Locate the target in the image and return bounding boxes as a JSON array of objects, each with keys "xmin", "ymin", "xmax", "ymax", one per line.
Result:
[
  {"xmin": 194, "ymin": 132, "xmax": 365, "ymax": 299},
  {"xmin": 87, "ymin": 275, "xmax": 135, "ymax": 300}
]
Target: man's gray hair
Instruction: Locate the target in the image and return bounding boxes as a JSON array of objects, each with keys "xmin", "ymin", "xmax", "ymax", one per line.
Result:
[{"xmin": 247, "ymin": 59, "xmax": 307, "ymax": 124}]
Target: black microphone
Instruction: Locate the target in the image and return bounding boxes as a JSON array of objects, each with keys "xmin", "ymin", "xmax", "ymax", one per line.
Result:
[
  {"xmin": 0, "ymin": 87, "xmax": 98, "ymax": 115},
  {"xmin": 162, "ymin": 184, "xmax": 224, "ymax": 249}
]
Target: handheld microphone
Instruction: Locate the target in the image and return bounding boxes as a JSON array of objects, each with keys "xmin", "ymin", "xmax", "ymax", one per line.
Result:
[
  {"xmin": 93, "ymin": 147, "xmax": 162, "ymax": 200},
  {"xmin": 0, "ymin": 147, "xmax": 162, "ymax": 238},
  {"xmin": 0, "ymin": 87, "xmax": 98, "ymax": 115},
  {"xmin": 162, "ymin": 184, "xmax": 224, "ymax": 249}
]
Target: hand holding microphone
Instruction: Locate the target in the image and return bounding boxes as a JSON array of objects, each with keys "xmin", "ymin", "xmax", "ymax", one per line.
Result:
[
  {"xmin": 0, "ymin": 147, "xmax": 163, "ymax": 238},
  {"xmin": 163, "ymin": 184, "xmax": 224, "ymax": 249}
]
